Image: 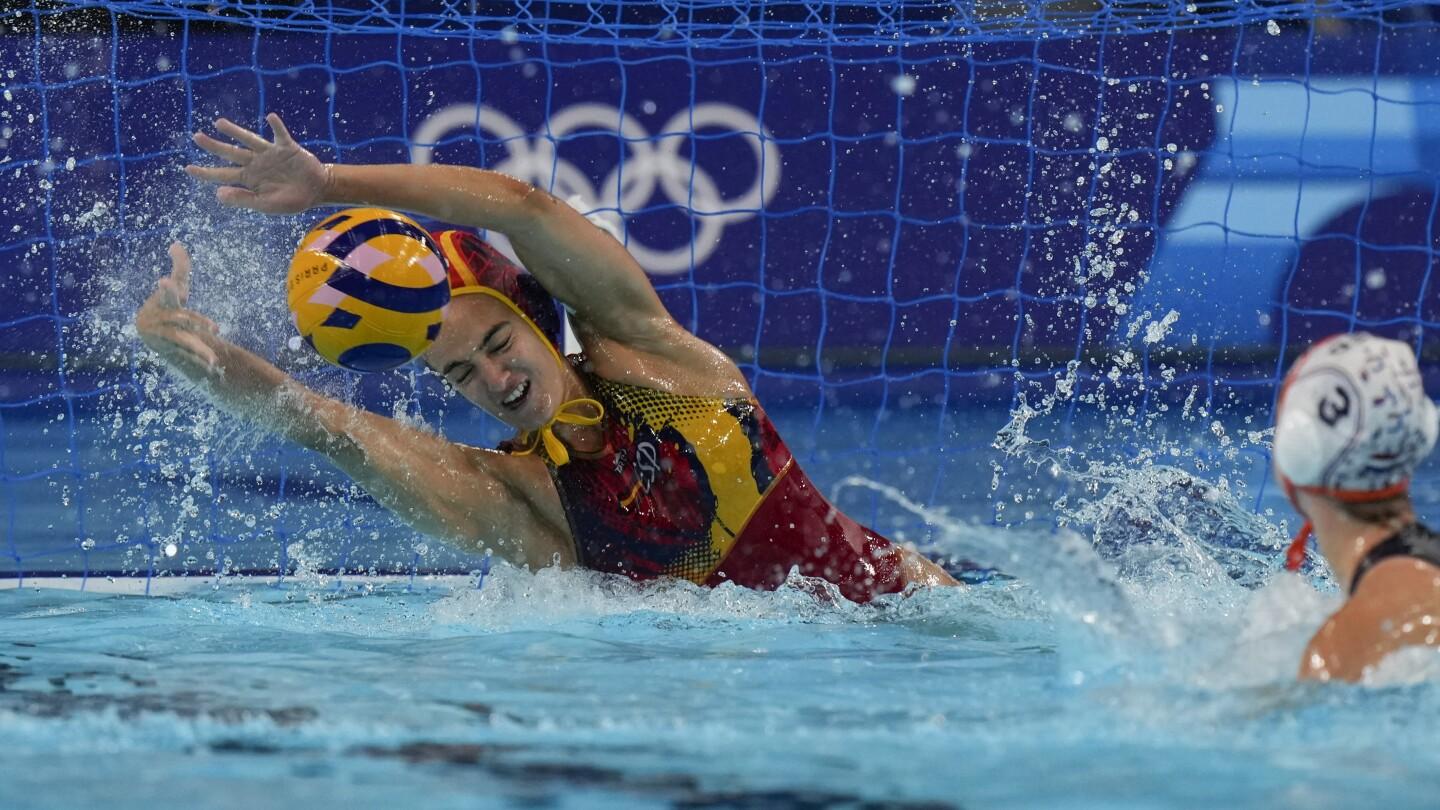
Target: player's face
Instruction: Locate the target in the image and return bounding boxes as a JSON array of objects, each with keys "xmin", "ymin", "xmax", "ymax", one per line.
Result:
[{"xmin": 424, "ymin": 295, "xmax": 564, "ymax": 431}]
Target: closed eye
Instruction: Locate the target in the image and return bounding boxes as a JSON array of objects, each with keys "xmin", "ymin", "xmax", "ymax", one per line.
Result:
[{"xmin": 443, "ymin": 362, "xmax": 474, "ymax": 388}]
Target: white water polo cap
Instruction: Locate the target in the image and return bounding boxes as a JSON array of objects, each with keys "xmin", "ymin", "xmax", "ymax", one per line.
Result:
[
  {"xmin": 1275, "ymin": 333, "xmax": 1439, "ymax": 570},
  {"xmin": 1274, "ymin": 332, "xmax": 1437, "ymax": 494}
]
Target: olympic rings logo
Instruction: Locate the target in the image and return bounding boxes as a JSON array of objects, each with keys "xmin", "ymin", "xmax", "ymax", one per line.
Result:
[{"xmin": 410, "ymin": 103, "xmax": 781, "ymax": 275}]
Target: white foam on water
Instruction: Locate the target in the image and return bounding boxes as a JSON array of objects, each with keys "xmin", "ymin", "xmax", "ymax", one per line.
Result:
[{"xmin": 426, "ymin": 558, "xmax": 1035, "ymax": 634}]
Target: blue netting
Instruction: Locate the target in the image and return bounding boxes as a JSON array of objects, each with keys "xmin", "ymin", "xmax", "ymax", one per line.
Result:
[
  {"xmin": 43, "ymin": 1, "xmax": 1436, "ymax": 43},
  {"xmin": 2, "ymin": 1, "xmax": 1439, "ymax": 586}
]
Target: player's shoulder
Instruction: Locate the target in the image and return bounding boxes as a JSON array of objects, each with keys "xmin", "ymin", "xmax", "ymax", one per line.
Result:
[
  {"xmin": 1309, "ymin": 566, "xmax": 1440, "ymax": 673},
  {"xmin": 1351, "ymin": 557, "xmax": 1440, "ymax": 623}
]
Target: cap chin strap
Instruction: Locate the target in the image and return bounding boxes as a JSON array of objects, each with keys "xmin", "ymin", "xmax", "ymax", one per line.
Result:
[
  {"xmin": 1284, "ymin": 529, "xmax": 1312, "ymax": 573},
  {"xmin": 1279, "ymin": 476, "xmax": 1311, "ymax": 572},
  {"xmin": 508, "ymin": 398, "xmax": 605, "ymax": 467},
  {"xmin": 1279, "ymin": 475, "xmax": 1410, "ymax": 572}
]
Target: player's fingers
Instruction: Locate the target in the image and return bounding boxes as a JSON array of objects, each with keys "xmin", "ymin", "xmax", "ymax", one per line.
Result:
[
  {"xmin": 167, "ymin": 337, "xmax": 219, "ymax": 372},
  {"xmin": 153, "ymin": 277, "xmax": 182, "ymax": 310},
  {"xmin": 192, "ymin": 131, "xmax": 252, "ymax": 165},
  {"xmin": 168, "ymin": 241, "xmax": 192, "ymax": 300},
  {"xmin": 266, "ymin": 112, "xmax": 295, "ymax": 147},
  {"xmin": 184, "ymin": 164, "xmax": 244, "ymax": 186},
  {"xmin": 179, "ymin": 311, "xmax": 218, "ymax": 335},
  {"xmin": 213, "ymin": 117, "xmax": 271, "ymax": 151},
  {"xmin": 163, "ymin": 310, "xmax": 219, "ymax": 335}
]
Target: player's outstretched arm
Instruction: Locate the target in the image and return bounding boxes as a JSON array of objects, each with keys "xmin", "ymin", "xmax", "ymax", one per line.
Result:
[
  {"xmin": 186, "ymin": 114, "xmax": 676, "ymax": 351},
  {"xmin": 135, "ymin": 242, "xmax": 572, "ymax": 569}
]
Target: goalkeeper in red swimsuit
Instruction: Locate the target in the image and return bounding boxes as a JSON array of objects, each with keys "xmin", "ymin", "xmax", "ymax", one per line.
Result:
[{"xmin": 136, "ymin": 114, "xmax": 958, "ymax": 602}]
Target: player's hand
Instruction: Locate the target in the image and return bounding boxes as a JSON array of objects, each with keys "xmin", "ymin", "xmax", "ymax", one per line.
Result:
[
  {"xmin": 135, "ymin": 242, "xmax": 222, "ymax": 375},
  {"xmin": 185, "ymin": 113, "xmax": 330, "ymax": 215}
]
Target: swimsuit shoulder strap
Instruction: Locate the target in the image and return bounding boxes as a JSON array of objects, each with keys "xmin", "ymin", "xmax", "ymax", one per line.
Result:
[{"xmin": 1350, "ymin": 522, "xmax": 1440, "ymax": 596}]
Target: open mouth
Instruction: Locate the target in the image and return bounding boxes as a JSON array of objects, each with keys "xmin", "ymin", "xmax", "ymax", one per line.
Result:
[{"xmin": 501, "ymin": 379, "xmax": 531, "ymax": 411}]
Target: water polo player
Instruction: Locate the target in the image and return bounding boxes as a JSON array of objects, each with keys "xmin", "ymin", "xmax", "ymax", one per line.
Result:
[
  {"xmin": 1273, "ymin": 332, "xmax": 1440, "ymax": 681},
  {"xmin": 137, "ymin": 113, "xmax": 958, "ymax": 602}
]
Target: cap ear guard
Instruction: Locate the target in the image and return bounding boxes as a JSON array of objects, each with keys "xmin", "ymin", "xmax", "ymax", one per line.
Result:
[
  {"xmin": 1272, "ymin": 404, "xmax": 1325, "ymax": 491},
  {"xmin": 511, "ymin": 272, "xmax": 563, "ymax": 350},
  {"xmin": 1415, "ymin": 394, "xmax": 1440, "ymax": 462}
]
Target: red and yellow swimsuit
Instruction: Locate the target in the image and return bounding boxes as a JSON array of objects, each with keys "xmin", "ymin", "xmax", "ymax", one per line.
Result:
[{"xmin": 523, "ymin": 363, "xmax": 907, "ymax": 603}]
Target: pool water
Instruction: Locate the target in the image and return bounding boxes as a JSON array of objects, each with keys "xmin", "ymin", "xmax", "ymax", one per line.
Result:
[
  {"xmin": 6, "ymin": 394, "xmax": 1440, "ymax": 809},
  {"xmin": 5, "ymin": 508, "xmax": 1440, "ymax": 808}
]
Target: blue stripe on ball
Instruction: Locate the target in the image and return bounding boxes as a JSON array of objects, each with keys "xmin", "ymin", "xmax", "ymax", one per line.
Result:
[
  {"xmin": 325, "ymin": 266, "xmax": 450, "ymax": 314},
  {"xmin": 337, "ymin": 342, "xmax": 414, "ymax": 372},
  {"xmin": 314, "ymin": 211, "xmax": 353, "ymax": 232},
  {"xmin": 322, "ymin": 217, "xmax": 439, "ymax": 264},
  {"xmin": 321, "ymin": 308, "xmax": 362, "ymax": 329}
]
